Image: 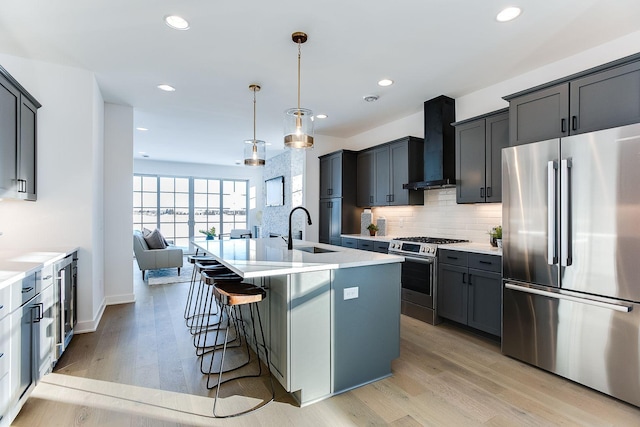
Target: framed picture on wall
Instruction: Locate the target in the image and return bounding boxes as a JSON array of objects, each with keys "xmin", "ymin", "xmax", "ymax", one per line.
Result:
[{"xmin": 265, "ymin": 176, "xmax": 284, "ymax": 207}]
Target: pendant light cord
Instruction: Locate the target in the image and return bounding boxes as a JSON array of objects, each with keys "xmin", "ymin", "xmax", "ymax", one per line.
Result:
[
  {"xmin": 297, "ymin": 40, "xmax": 301, "ymax": 114},
  {"xmin": 253, "ymin": 87, "xmax": 257, "ymax": 144}
]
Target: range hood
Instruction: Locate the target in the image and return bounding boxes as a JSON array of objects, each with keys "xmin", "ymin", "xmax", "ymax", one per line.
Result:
[{"xmin": 403, "ymin": 95, "xmax": 456, "ymax": 190}]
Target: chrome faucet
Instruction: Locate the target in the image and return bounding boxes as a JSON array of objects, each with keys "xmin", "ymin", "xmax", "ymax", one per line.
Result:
[{"xmin": 288, "ymin": 206, "xmax": 312, "ymax": 250}]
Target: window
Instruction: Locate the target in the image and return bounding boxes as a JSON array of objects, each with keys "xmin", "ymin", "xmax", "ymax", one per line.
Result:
[{"xmin": 133, "ymin": 174, "xmax": 249, "ymax": 252}]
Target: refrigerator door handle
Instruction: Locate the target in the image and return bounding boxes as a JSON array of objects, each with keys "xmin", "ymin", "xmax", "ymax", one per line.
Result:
[
  {"xmin": 547, "ymin": 161, "xmax": 558, "ymax": 265},
  {"xmin": 560, "ymin": 158, "xmax": 572, "ymax": 266},
  {"xmin": 505, "ymin": 282, "xmax": 632, "ymax": 313}
]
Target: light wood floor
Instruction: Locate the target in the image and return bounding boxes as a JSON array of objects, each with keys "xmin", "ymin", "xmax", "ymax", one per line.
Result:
[{"xmin": 12, "ymin": 261, "xmax": 640, "ymax": 426}]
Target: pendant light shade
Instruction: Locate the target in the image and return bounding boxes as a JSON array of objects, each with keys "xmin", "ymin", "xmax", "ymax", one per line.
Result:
[
  {"xmin": 244, "ymin": 84, "xmax": 266, "ymax": 166},
  {"xmin": 284, "ymin": 32, "xmax": 314, "ymax": 149}
]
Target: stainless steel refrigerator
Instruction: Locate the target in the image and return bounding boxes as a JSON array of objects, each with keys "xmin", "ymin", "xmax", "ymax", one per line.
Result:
[{"xmin": 502, "ymin": 122, "xmax": 640, "ymax": 408}]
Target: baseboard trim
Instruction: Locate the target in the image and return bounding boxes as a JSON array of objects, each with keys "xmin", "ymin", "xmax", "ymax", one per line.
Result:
[
  {"xmin": 105, "ymin": 293, "xmax": 136, "ymax": 306},
  {"xmin": 75, "ymin": 300, "xmax": 106, "ymax": 334}
]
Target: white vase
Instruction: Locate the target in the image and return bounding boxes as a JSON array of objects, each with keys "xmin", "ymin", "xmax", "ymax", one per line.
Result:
[{"xmin": 496, "ymin": 239, "xmax": 503, "ymax": 248}]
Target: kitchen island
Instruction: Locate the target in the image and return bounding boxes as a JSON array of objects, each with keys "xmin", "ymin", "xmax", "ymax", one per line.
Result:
[{"xmin": 193, "ymin": 238, "xmax": 404, "ymax": 406}]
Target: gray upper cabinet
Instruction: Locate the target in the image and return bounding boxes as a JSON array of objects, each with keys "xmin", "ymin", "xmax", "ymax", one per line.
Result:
[
  {"xmin": 569, "ymin": 60, "xmax": 640, "ymax": 135},
  {"xmin": 508, "ymin": 84, "xmax": 569, "ymax": 145},
  {"xmin": 356, "ymin": 136, "xmax": 424, "ymax": 207},
  {"xmin": 319, "ymin": 152, "xmax": 344, "ymax": 199},
  {"xmin": 506, "ymin": 54, "xmax": 640, "ymax": 146},
  {"xmin": 454, "ymin": 109, "xmax": 508, "ymax": 203},
  {"xmin": 0, "ymin": 73, "xmax": 19, "ymax": 198},
  {"xmin": 356, "ymin": 150, "xmax": 374, "ymax": 207},
  {"xmin": 0, "ymin": 65, "xmax": 40, "ymax": 201}
]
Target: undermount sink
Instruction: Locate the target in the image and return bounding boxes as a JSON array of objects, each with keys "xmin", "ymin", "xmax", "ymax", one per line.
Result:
[{"xmin": 295, "ymin": 246, "xmax": 336, "ymax": 254}]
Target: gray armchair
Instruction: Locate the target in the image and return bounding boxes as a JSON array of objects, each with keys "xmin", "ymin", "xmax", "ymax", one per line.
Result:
[{"xmin": 133, "ymin": 230, "xmax": 183, "ymax": 279}]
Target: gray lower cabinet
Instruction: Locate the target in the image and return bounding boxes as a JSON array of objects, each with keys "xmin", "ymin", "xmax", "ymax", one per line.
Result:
[
  {"xmin": 506, "ymin": 55, "xmax": 640, "ymax": 146},
  {"xmin": 438, "ymin": 249, "xmax": 502, "ymax": 336},
  {"xmin": 340, "ymin": 237, "xmax": 389, "ymax": 254},
  {"xmin": 454, "ymin": 109, "xmax": 509, "ymax": 203},
  {"xmin": 0, "ymin": 67, "xmax": 40, "ymax": 201}
]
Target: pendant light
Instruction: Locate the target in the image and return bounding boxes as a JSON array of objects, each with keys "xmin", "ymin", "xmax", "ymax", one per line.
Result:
[
  {"xmin": 244, "ymin": 84, "xmax": 266, "ymax": 166},
  {"xmin": 284, "ymin": 31, "xmax": 314, "ymax": 149}
]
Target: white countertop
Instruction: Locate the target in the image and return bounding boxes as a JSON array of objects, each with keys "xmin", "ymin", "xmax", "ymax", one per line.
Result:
[
  {"xmin": 439, "ymin": 242, "xmax": 502, "ymax": 256},
  {"xmin": 0, "ymin": 247, "xmax": 79, "ymax": 288},
  {"xmin": 193, "ymin": 238, "xmax": 404, "ymax": 278}
]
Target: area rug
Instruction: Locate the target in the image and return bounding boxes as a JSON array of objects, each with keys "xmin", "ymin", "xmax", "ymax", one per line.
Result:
[{"xmin": 147, "ymin": 261, "xmax": 194, "ymax": 286}]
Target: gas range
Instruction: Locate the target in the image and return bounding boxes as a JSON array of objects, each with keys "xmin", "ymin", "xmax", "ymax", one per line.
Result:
[{"xmin": 388, "ymin": 236, "xmax": 469, "ymax": 258}]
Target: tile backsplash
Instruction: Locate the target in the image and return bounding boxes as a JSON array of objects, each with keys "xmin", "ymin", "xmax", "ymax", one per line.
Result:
[{"xmin": 370, "ymin": 188, "xmax": 502, "ymax": 243}]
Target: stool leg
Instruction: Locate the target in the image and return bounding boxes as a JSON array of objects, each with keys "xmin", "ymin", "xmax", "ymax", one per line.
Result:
[
  {"xmin": 211, "ymin": 301, "xmax": 275, "ymax": 418},
  {"xmin": 183, "ymin": 264, "xmax": 199, "ymax": 321}
]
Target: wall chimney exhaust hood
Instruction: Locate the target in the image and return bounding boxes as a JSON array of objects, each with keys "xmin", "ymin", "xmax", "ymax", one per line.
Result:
[{"xmin": 403, "ymin": 95, "xmax": 456, "ymax": 190}]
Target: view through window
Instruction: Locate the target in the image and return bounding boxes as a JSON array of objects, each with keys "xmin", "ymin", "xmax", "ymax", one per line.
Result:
[{"xmin": 133, "ymin": 174, "xmax": 248, "ymax": 252}]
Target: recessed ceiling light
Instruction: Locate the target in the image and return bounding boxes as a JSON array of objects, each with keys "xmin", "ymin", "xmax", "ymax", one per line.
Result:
[
  {"xmin": 164, "ymin": 15, "xmax": 190, "ymax": 30},
  {"xmin": 316, "ymin": 114, "xmax": 328, "ymax": 119},
  {"xmin": 378, "ymin": 79, "xmax": 394, "ymax": 87},
  {"xmin": 496, "ymin": 6, "xmax": 522, "ymax": 22},
  {"xmin": 363, "ymin": 95, "xmax": 379, "ymax": 102},
  {"xmin": 235, "ymin": 160, "xmax": 242, "ymax": 165},
  {"xmin": 157, "ymin": 84, "xmax": 176, "ymax": 92},
  {"xmin": 136, "ymin": 127, "xmax": 148, "ymax": 131}
]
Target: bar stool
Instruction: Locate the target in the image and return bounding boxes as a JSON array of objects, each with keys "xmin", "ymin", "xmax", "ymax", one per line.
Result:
[
  {"xmin": 186, "ymin": 260, "xmax": 226, "ymax": 331},
  {"xmin": 184, "ymin": 255, "xmax": 217, "ymax": 322},
  {"xmin": 192, "ymin": 270, "xmax": 244, "ymax": 356},
  {"xmin": 200, "ymin": 271, "xmax": 275, "ymax": 418}
]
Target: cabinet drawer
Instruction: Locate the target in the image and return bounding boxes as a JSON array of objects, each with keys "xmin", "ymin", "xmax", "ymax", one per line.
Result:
[
  {"xmin": 39, "ymin": 264, "xmax": 54, "ymax": 291},
  {"xmin": 0, "ymin": 284, "xmax": 9, "ymax": 321},
  {"xmin": 0, "ymin": 315, "xmax": 9, "ymax": 377},
  {"xmin": 341, "ymin": 237, "xmax": 357, "ymax": 248},
  {"xmin": 468, "ymin": 253, "xmax": 501, "ymax": 273},
  {"xmin": 439, "ymin": 249, "xmax": 468, "ymax": 266},
  {"xmin": 374, "ymin": 241, "xmax": 389, "ymax": 253},
  {"xmin": 357, "ymin": 240, "xmax": 373, "ymax": 251}
]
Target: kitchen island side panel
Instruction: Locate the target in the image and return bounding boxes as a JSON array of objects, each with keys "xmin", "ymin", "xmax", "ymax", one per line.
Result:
[
  {"xmin": 289, "ymin": 270, "xmax": 332, "ymax": 404},
  {"xmin": 331, "ymin": 263, "xmax": 401, "ymax": 394}
]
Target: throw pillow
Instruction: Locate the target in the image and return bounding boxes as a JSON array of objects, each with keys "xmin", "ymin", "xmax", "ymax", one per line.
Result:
[
  {"xmin": 144, "ymin": 228, "xmax": 167, "ymax": 249},
  {"xmin": 143, "ymin": 227, "xmax": 153, "ymax": 237}
]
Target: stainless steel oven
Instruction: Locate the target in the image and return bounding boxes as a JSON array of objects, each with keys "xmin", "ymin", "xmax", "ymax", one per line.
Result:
[{"xmin": 389, "ymin": 237, "xmax": 467, "ymax": 325}]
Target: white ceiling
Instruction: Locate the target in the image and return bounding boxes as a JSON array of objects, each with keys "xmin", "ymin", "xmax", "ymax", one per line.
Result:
[{"xmin": 1, "ymin": 1, "xmax": 639, "ymax": 166}]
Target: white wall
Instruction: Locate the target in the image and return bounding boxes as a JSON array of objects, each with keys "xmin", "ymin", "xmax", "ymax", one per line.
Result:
[
  {"xmin": 104, "ymin": 103, "xmax": 134, "ymax": 305},
  {"xmin": 0, "ymin": 53, "xmax": 104, "ymax": 331}
]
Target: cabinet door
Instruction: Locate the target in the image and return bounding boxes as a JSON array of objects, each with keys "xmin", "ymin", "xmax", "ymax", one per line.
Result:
[
  {"xmin": 0, "ymin": 74, "xmax": 19, "ymax": 198},
  {"xmin": 467, "ymin": 268, "xmax": 502, "ymax": 336},
  {"xmin": 373, "ymin": 147, "xmax": 390, "ymax": 205},
  {"xmin": 319, "ymin": 156, "xmax": 332, "ymax": 199},
  {"xmin": 329, "ymin": 154, "xmax": 342, "ymax": 198},
  {"xmin": 389, "ymin": 140, "xmax": 408, "ymax": 205},
  {"xmin": 485, "ymin": 112, "xmax": 509, "ymax": 203},
  {"xmin": 329, "ymin": 198, "xmax": 343, "ymax": 242},
  {"xmin": 318, "ymin": 200, "xmax": 331, "ymax": 244},
  {"xmin": 356, "ymin": 150, "xmax": 374, "ymax": 207},
  {"xmin": 570, "ymin": 61, "xmax": 640, "ymax": 135},
  {"xmin": 437, "ymin": 263, "xmax": 468, "ymax": 324},
  {"xmin": 19, "ymin": 96, "xmax": 37, "ymax": 201},
  {"xmin": 509, "ymin": 83, "xmax": 569, "ymax": 145},
  {"xmin": 456, "ymin": 119, "xmax": 486, "ymax": 203},
  {"xmin": 37, "ymin": 284, "xmax": 55, "ymax": 379}
]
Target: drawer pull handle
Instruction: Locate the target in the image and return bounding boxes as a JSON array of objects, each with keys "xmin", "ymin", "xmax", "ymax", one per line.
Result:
[
  {"xmin": 0, "ymin": 304, "xmax": 3, "ymax": 310},
  {"xmin": 42, "ymin": 275, "xmax": 53, "ymax": 280},
  {"xmin": 22, "ymin": 286, "xmax": 34, "ymax": 293},
  {"xmin": 479, "ymin": 260, "xmax": 492, "ymax": 265},
  {"xmin": 447, "ymin": 256, "xmax": 458, "ymax": 260},
  {"xmin": 0, "ymin": 352, "xmax": 4, "ymax": 358}
]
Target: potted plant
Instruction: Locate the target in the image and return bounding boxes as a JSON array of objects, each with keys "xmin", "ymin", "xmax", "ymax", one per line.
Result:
[
  {"xmin": 489, "ymin": 225, "xmax": 502, "ymax": 248},
  {"xmin": 367, "ymin": 223, "xmax": 379, "ymax": 236},
  {"xmin": 199, "ymin": 226, "xmax": 216, "ymax": 240}
]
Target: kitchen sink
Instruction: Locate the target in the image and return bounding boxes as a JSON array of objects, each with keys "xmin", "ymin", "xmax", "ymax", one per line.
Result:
[{"xmin": 295, "ymin": 246, "xmax": 336, "ymax": 254}]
